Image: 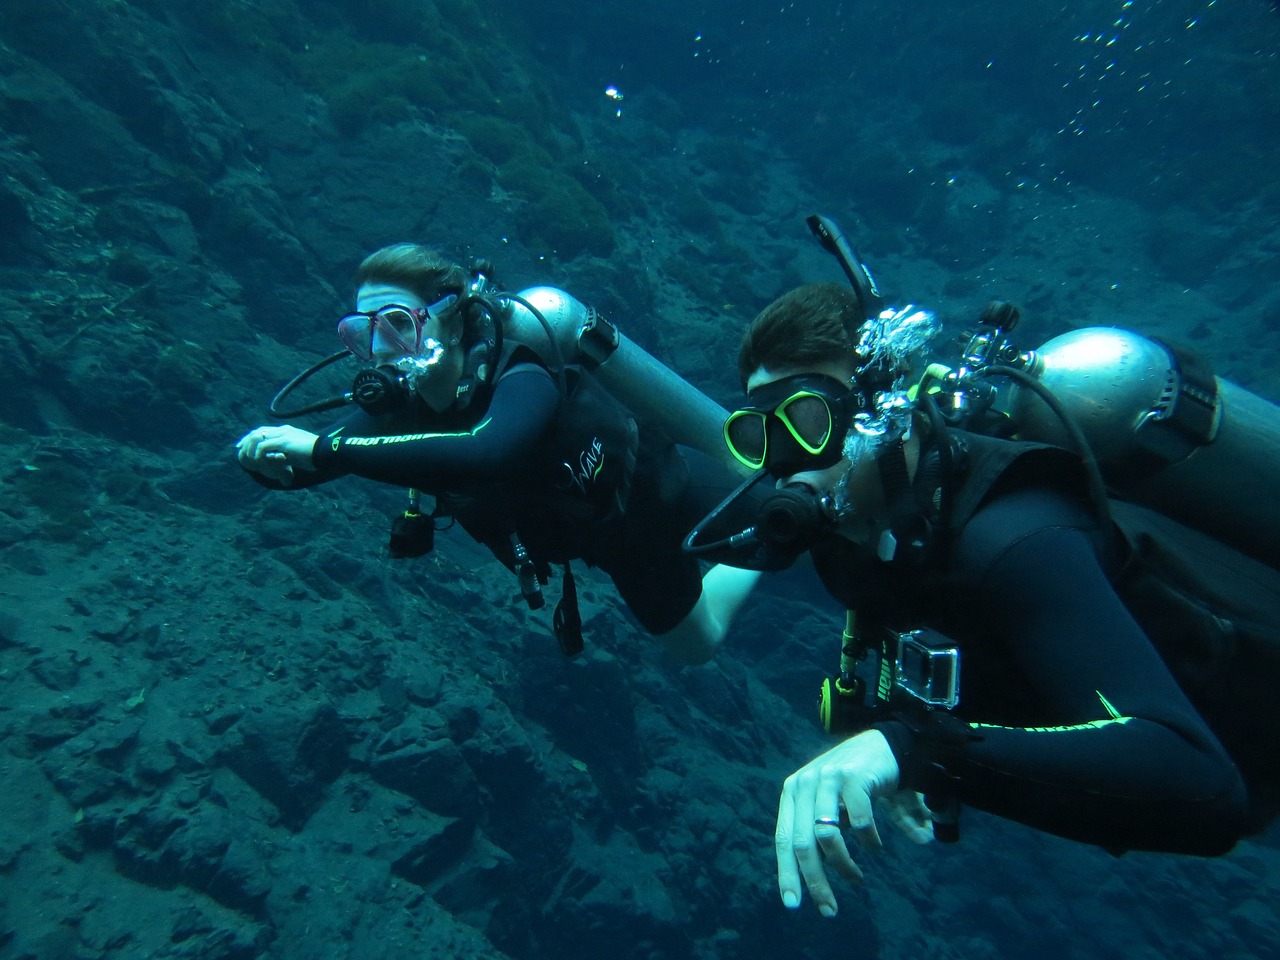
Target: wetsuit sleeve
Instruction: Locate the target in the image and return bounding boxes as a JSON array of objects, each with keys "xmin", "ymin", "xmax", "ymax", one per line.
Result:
[
  {"xmin": 879, "ymin": 488, "xmax": 1249, "ymax": 855},
  {"xmin": 309, "ymin": 364, "xmax": 560, "ymax": 488}
]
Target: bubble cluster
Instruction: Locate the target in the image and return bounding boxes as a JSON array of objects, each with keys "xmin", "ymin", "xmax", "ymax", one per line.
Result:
[{"xmin": 1059, "ymin": 0, "xmax": 1220, "ymax": 141}]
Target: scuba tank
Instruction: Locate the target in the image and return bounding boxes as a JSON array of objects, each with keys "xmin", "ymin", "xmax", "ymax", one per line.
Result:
[
  {"xmin": 1006, "ymin": 327, "xmax": 1280, "ymax": 569},
  {"xmin": 503, "ymin": 286, "xmax": 751, "ymax": 476},
  {"xmin": 928, "ymin": 304, "xmax": 1280, "ymax": 571}
]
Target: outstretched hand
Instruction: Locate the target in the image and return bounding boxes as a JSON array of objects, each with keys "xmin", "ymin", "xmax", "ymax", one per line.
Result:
[
  {"xmin": 774, "ymin": 729, "xmax": 904, "ymax": 917},
  {"xmin": 235, "ymin": 425, "xmax": 319, "ymax": 486}
]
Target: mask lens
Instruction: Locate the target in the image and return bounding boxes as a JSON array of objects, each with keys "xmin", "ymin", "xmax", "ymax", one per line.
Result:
[
  {"xmin": 369, "ymin": 305, "xmax": 423, "ymax": 358},
  {"xmin": 761, "ymin": 418, "xmax": 813, "ymax": 476},
  {"xmin": 778, "ymin": 393, "xmax": 834, "ymax": 453},
  {"xmin": 724, "ymin": 411, "xmax": 767, "ymax": 469},
  {"xmin": 730, "ymin": 376, "xmax": 853, "ymax": 476},
  {"xmin": 377, "ymin": 307, "xmax": 419, "ymax": 339},
  {"xmin": 338, "ymin": 313, "xmax": 376, "ymax": 360}
]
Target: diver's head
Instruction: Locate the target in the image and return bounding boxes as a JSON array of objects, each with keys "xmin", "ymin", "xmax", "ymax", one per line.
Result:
[
  {"xmin": 734, "ymin": 284, "xmax": 868, "ymax": 498},
  {"xmin": 339, "ymin": 244, "xmax": 469, "ymax": 412},
  {"xmin": 736, "ymin": 364, "xmax": 860, "ymax": 492},
  {"xmin": 354, "ymin": 243, "xmax": 468, "ymax": 314},
  {"xmin": 732, "ymin": 283, "xmax": 936, "ymax": 532},
  {"xmin": 737, "ymin": 282, "xmax": 863, "ymax": 390}
]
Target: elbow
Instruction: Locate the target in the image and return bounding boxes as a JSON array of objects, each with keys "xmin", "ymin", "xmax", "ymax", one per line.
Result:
[
  {"xmin": 1150, "ymin": 767, "xmax": 1250, "ymax": 858},
  {"xmin": 1201, "ymin": 772, "xmax": 1251, "ymax": 856}
]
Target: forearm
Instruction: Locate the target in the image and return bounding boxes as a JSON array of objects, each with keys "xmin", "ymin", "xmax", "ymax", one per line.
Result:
[
  {"xmin": 882, "ymin": 714, "xmax": 1247, "ymax": 854},
  {"xmin": 312, "ymin": 366, "xmax": 558, "ymax": 488},
  {"xmin": 882, "ymin": 500, "xmax": 1249, "ymax": 854},
  {"xmin": 310, "ymin": 417, "xmax": 501, "ymax": 487}
]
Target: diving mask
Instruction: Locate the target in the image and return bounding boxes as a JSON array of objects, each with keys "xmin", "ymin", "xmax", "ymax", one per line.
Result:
[
  {"xmin": 724, "ymin": 374, "xmax": 859, "ymax": 476},
  {"xmin": 337, "ymin": 293, "xmax": 459, "ymax": 361}
]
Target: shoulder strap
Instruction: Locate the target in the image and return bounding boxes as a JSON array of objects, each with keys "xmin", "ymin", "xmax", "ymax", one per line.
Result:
[
  {"xmin": 944, "ymin": 432, "xmax": 1095, "ymax": 532},
  {"xmin": 553, "ymin": 564, "xmax": 584, "ymax": 657},
  {"xmin": 876, "ymin": 428, "xmax": 965, "ymax": 566}
]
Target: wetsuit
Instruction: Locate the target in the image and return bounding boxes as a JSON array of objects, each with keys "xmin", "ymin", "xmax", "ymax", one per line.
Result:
[
  {"xmin": 252, "ymin": 359, "xmax": 737, "ymax": 635},
  {"xmin": 811, "ymin": 432, "xmax": 1250, "ymax": 855}
]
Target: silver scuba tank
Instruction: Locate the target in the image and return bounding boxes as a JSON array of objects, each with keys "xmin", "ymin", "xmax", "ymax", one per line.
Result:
[
  {"xmin": 1007, "ymin": 327, "xmax": 1280, "ymax": 568},
  {"xmin": 503, "ymin": 286, "xmax": 750, "ymax": 475}
]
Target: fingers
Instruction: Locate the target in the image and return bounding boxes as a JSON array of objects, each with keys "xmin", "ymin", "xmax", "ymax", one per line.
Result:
[
  {"xmin": 236, "ymin": 427, "xmax": 272, "ymax": 462},
  {"xmin": 884, "ymin": 791, "xmax": 936, "ymax": 845},
  {"xmin": 261, "ymin": 459, "xmax": 295, "ymax": 484},
  {"xmin": 775, "ymin": 731, "xmax": 903, "ymax": 916},
  {"xmin": 777, "ymin": 771, "xmax": 862, "ymax": 920},
  {"xmin": 778, "ymin": 771, "xmax": 843, "ymax": 916},
  {"xmin": 814, "ymin": 820, "xmax": 864, "ymax": 890},
  {"xmin": 236, "ymin": 438, "xmax": 261, "ymax": 469},
  {"xmin": 236, "ymin": 429, "xmax": 297, "ymax": 485},
  {"xmin": 813, "ymin": 775, "xmax": 863, "ymax": 888},
  {"xmin": 842, "ymin": 781, "xmax": 883, "ymax": 851},
  {"xmin": 238, "ymin": 427, "xmax": 292, "ymax": 462},
  {"xmin": 775, "ymin": 783, "xmax": 804, "ymax": 910},
  {"xmin": 786, "ymin": 774, "xmax": 840, "ymax": 916}
]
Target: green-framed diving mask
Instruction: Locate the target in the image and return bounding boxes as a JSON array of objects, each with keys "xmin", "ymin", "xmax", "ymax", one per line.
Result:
[{"xmin": 724, "ymin": 374, "xmax": 859, "ymax": 476}]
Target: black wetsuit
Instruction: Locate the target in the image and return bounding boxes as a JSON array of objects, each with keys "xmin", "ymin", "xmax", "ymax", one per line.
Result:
[
  {"xmin": 812, "ymin": 432, "xmax": 1250, "ymax": 855},
  {"xmin": 255, "ymin": 360, "xmax": 738, "ymax": 635}
]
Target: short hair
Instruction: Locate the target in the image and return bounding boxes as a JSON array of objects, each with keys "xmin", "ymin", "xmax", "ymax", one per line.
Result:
[
  {"xmin": 353, "ymin": 243, "xmax": 468, "ymax": 306},
  {"xmin": 737, "ymin": 283, "xmax": 863, "ymax": 388}
]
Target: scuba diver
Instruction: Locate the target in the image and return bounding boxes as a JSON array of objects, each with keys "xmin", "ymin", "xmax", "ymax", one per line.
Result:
[
  {"xmin": 236, "ymin": 243, "xmax": 761, "ymax": 664},
  {"xmin": 686, "ymin": 216, "xmax": 1280, "ymax": 917}
]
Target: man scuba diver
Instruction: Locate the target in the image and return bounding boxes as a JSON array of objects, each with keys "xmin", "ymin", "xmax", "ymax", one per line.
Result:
[
  {"xmin": 686, "ymin": 217, "xmax": 1280, "ymax": 918},
  {"xmin": 237, "ymin": 243, "xmax": 761, "ymax": 664}
]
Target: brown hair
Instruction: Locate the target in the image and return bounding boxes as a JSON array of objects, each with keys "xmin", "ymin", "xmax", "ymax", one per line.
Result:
[
  {"xmin": 737, "ymin": 282, "xmax": 864, "ymax": 388},
  {"xmin": 354, "ymin": 243, "xmax": 468, "ymax": 306}
]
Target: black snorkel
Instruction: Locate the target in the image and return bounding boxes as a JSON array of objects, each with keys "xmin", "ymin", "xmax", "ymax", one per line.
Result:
[{"xmin": 806, "ymin": 214, "xmax": 884, "ymax": 322}]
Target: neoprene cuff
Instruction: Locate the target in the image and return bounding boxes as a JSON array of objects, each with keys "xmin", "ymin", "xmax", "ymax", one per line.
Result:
[
  {"xmin": 312, "ymin": 435, "xmax": 335, "ymax": 471},
  {"xmin": 876, "ymin": 713, "xmax": 974, "ymax": 798}
]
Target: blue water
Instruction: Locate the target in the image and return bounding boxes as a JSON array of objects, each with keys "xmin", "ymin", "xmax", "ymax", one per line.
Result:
[{"xmin": 1, "ymin": 1, "xmax": 1278, "ymax": 958}]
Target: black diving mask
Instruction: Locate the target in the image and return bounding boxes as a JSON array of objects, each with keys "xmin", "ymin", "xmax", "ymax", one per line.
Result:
[{"xmin": 724, "ymin": 374, "xmax": 858, "ymax": 476}]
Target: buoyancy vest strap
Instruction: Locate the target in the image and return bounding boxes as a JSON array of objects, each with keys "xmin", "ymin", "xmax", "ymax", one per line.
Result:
[
  {"xmin": 553, "ymin": 564, "xmax": 584, "ymax": 657},
  {"xmin": 875, "ymin": 438, "xmax": 933, "ymax": 564}
]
